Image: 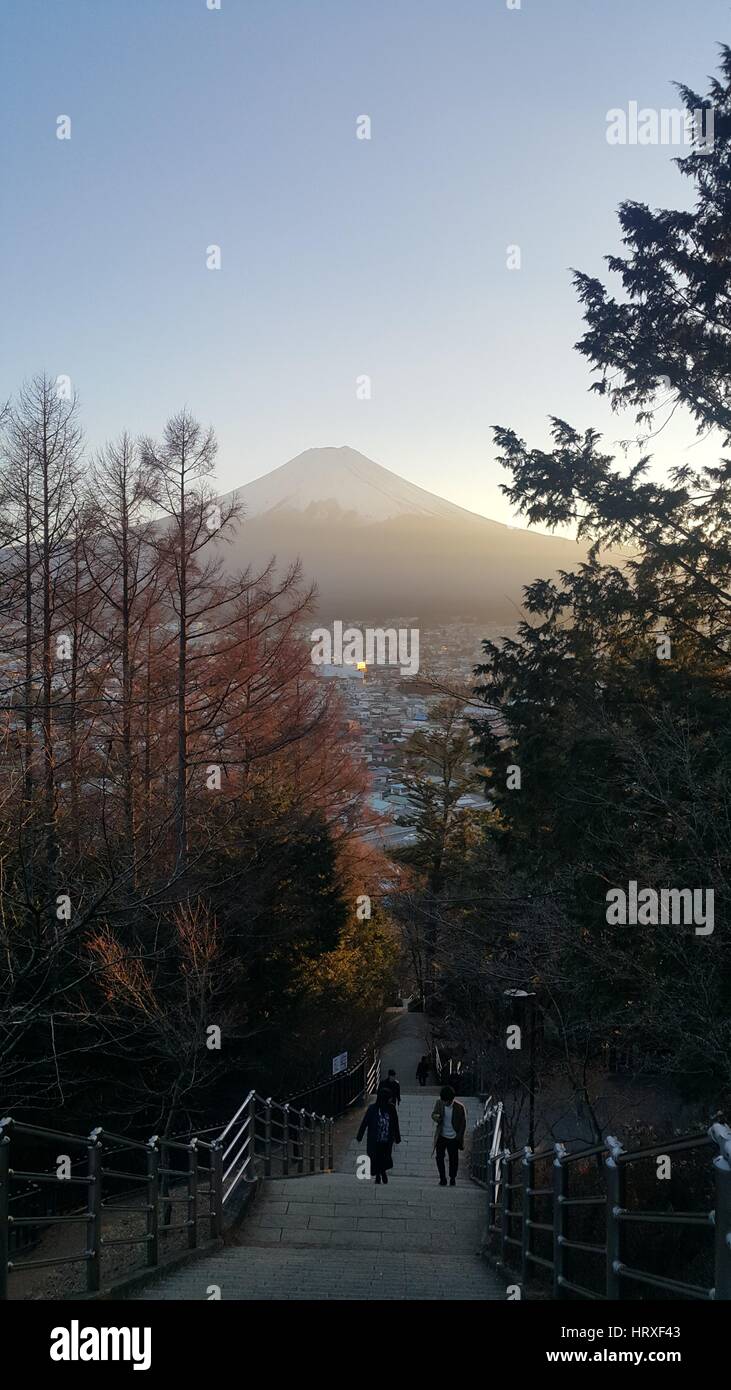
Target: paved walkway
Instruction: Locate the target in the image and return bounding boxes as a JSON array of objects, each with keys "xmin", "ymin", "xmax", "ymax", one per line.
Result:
[{"xmin": 132, "ymin": 1012, "xmax": 503, "ymax": 1300}]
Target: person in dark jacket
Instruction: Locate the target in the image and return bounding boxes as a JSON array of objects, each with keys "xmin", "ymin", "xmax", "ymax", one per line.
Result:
[
  {"xmin": 431, "ymin": 1085, "xmax": 467, "ymax": 1186},
  {"xmin": 416, "ymin": 1055, "xmax": 430, "ymax": 1086},
  {"xmin": 356, "ymin": 1086, "xmax": 401, "ymax": 1184},
  {"xmin": 382, "ymin": 1068, "xmax": 401, "ymax": 1105}
]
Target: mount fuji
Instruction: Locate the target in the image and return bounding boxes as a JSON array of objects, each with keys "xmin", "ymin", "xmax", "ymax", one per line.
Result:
[
  {"xmin": 224, "ymin": 446, "xmax": 488, "ymax": 526},
  {"xmin": 219, "ymin": 446, "xmax": 585, "ymax": 621}
]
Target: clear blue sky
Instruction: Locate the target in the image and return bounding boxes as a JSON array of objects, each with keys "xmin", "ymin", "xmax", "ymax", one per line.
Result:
[{"xmin": 1, "ymin": 0, "xmax": 728, "ymax": 526}]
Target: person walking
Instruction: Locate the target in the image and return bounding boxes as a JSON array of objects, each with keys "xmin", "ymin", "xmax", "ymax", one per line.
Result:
[
  {"xmin": 382, "ymin": 1068, "xmax": 401, "ymax": 1105},
  {"xmin": 356, "ymin": 1085, "xmax": 401, "ymax": 1184},
  {"xmin": 432, "ymin": 1085, "xmax": 466, "ymax": 1186},
  {"xmin": 416, "ymin": 1055, "xmax": 430, "ymax": 1087}
]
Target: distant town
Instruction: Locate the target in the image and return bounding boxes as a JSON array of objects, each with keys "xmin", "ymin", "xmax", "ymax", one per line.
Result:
[{"xmin": 312, "ymin": 619, "xmax": 511, "ymax": 848}]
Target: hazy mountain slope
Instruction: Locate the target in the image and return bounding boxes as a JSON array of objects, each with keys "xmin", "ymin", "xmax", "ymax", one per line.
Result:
[{"xmin": 218, "ymin": 447, "xmax": 586, "ymax": 621}]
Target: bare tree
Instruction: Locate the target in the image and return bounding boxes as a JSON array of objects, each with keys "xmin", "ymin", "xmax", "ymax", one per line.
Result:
[
  {"xmin": 82, "ymin": 434, "xmax": 162, "ymax": 884},
  {"xmin": 141, "ymin": 411, "xmax": 238, "ymax": 873},
  {"xmin": 3, "ymin": 375, "xmax": 83, "ymax": 932}
]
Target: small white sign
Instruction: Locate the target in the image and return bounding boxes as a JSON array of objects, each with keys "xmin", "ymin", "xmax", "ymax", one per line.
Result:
[{"xmin": 332, "ymin": 1051, "xmax": 348, "ymax": 1076}]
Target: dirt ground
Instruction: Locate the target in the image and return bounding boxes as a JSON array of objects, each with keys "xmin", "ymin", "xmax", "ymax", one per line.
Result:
[{"xmin": 8, "ymin": 1183, "xmax": 198, "ymax": 1301}]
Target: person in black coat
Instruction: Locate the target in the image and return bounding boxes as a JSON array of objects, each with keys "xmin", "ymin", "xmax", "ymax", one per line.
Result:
[
  {"xmin": 356, "ymin": 1086, "xmax": 401, "ymax": 1184},
  {"xmin": 382, "ymin": 1068, "xmax": 401, "ymax": 1105}
]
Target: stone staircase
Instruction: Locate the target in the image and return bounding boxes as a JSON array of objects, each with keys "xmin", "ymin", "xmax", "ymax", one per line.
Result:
[
  {"xmin": 132, "ymin": 1025, "xmax": 504, "ymax": 1299},
  {"xmin": 243, "ymin": 1095, "xmax": 488, "ymax": 1256}
]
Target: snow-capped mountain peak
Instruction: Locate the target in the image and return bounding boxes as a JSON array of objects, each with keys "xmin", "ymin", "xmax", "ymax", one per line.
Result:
[{"xmin": 226, "ymin": 447, "xmax": 486, "ymax": 526}]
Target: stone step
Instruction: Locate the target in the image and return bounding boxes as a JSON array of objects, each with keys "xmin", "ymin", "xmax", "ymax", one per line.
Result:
[
  {"xmin": 244, "ymin": 1218, "xmax": 487, "ymax": 1253},
  {"xmin": 134, "ymin": 1245, "xmax": 504, "ymax": 1300},
  {"xmin": 262, "ymin": 1178, "xmax": 482, "ymax": 1205},
  {"xmin": 246, "ymin": 1169, "xmax": 489, "ymax": 1252}
]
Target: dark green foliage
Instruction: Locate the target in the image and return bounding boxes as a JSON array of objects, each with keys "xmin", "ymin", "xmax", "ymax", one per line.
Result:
[{"xmin": 462, "ymin": 49, "xmax": 731, "ymax": 1118}]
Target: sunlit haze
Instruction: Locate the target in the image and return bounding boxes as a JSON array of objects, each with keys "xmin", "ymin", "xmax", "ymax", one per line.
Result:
[{"xmin": 1, "ymin": 0, "xmax": 727, "ymax": 527}]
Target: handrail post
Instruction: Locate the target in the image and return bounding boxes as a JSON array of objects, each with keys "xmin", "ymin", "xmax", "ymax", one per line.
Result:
[
  {"xmin": 710, "ymin": 1122, "xmax": 731, "ymax": 1300},
  {"xmin": 248, "ymin": 1092, "xmax": 257, "ymax": 1174},
  {"xmin": 146, "ymin": 1135, "xmax": 159, "ymax": 1268},
  {"xmin": 212, "ymin": 1142, "xmax": 223, "ymax": 1240},
  {"xmin": 328, "ymin": 1117, "xmax": 334, "ymax": 1171},
  {"xmin": 490, "ymin": 1145, "xmax": 502, "ymax": 1248},
  {"xmin": 86, "ymin": 1127, "xmax": 103, "ymax": 1294},
  {"xmin": 552, "ymin": 1141, "xmax": 567, "ymax": 1299},
  {"xmin": 309, "ymin": 1113, "xmax": 316, "ymax": 1174},
  {"xmin": 282, "ymin": 1105, "xmax": 290, "ymax": 1177},
  {"xmin": 0, "ymin": 1119, "xmax": 11, "ymax": 1301},
  {"xmin": 319, "ymin": 1116, "xmax": 326, "ymax": 1172},
  {"xmin": 188, "ymin": 1140, "xmax": 198, "ymax": 1249},
  {"xmin": 298, "ymin": 1109, "xmax": 305, "ymax": 1175},
  {"xmin": 500, "ymin": 1148, "xmax": 511, "ymax": 1271},
  {"xmin": 521, "ymin": 1146, "xmax": 532, "ymax": 1285},
  {"xmin": 605, "ymin": 1135, "xmax": 624, "ymax": 1298},
  {"xmin": 487, "ymin": 1151, "xmax": 496, "ymax": 1246},
  {"xmin": 264, "ymin": 1099, "xmax": 272, "ymax": 1178}
]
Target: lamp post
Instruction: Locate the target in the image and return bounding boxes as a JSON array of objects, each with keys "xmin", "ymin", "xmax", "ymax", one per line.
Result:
[{"xmin": 504, "ymin": 989, "xmax": 537, "ymax": 1151}]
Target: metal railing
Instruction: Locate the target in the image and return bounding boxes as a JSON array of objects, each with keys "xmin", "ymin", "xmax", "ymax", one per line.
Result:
[
  {"xmin": 286, "ymin": 1048, "xmax": 381, "ymax": 1119},
  {"xmin": 470, "ymin": 1106, "xmax": 731, "ymax": 1301},
  {"xmin": 0, "ymin": 1117, "xmax": 220, "ymax": 1299},
  {"xmin": 218, "ymin": 1091, "xmax": 334, "ymax": 1205},
  {"xmin": 0, "ymin": 1056, "xmax": 381, "ymax": 1299},
  {"xmin": 216, "ymin": 1049, "xmax": 380, "ymax": 1206}
]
